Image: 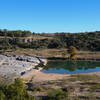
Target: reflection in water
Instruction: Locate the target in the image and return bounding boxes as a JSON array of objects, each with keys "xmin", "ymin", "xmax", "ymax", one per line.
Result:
[{"xmin": 42, "ymin": 60, "xmax": 100, "ymax": 74}]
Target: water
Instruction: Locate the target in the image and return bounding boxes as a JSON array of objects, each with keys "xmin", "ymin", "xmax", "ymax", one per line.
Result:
[{"xmin": 42, "ymin": 60, "xmax": 100, "ymax": 74}]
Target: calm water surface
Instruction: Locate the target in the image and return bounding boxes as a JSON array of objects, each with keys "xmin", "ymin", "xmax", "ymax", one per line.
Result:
[{"xmin": 42, "ymin": 60, "xmax": 100, "ymax": 74}]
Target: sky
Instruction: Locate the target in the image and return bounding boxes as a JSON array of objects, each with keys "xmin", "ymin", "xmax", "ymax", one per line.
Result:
[{"xmin": 0, "ymin": 0, "xmax": 100, "ymax": 33}]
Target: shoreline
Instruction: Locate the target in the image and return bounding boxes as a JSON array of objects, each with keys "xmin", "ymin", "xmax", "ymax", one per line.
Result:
[
  {"xmin": 21, "ymin": 69, "xmax": 100, "ymax": 82},
  {"xmin": 47, "ymin": 57, "xmax": 100, "ymax": 61},
  {"xmin": 21, "ymin": 71, "xmax": 69, "ymax": 82},
  {"xmin": 0, "ymin": 54, "xmax": 47, "ymax": 78}
]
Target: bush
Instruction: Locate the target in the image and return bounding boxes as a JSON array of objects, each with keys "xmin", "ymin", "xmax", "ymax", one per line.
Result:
[
  {"xmin": 67, "ymin": 46, "xmax": 77, "ymax": 59},
  {"xmin": 0, "ymin": 78, "xmax": 35, "ymax": 100},
  {"xmin": 47, "ymin": 89, "xmax": 68, "ymax": 100},
  {"xmin": 32, "ymin": 86, "xmax": 44, "ymax": 92},
  {"xmin": 47, "ymin": 39, "xmax": 63, "ymax": 49}
]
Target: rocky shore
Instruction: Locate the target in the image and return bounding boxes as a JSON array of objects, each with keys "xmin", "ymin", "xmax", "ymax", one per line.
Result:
[{"xmin": 0, "ymin": 54, "xmax": 47, "ymax": 78}]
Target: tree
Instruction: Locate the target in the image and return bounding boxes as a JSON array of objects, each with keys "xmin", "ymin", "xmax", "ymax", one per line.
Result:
[
  {"xmin": 67, "ymin": 46, "xmax": 77, "ymax": 59},
  {"xmin": 0, "ymin": 78, "xmax": 35, "ymax": 100},
  {"xmin": 0, "ymin": 90, "xmax": 5, "ymax": 100},
  {"xmin": 47, "ymin": 89, "xmax": 68, "ymax": 100},
  {"xmin": 47, "ymin": 39, "xmax": 63, "ymax": 49},
  {"xmin": 3, "ymin": 29, "xmax": 7, "ymax": 34},
  {"xmin": 0, "ymin": 29, "xmax": 2, "ymax": 33}
]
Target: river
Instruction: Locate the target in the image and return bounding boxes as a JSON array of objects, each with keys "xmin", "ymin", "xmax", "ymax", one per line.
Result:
[{"xmin": 42, "ymin": 60, "xmax": 100, "ymax": 74}]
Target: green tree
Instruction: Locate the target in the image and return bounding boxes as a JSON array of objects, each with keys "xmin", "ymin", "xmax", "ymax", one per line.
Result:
[
  {"xmin": 0, "ymin": 78, "xmax": 35, "ymax": 100},
  {"xmin": 67, "ymin": 46, "xmax": 77, "ymax": 59},
  {"xmin": 0, "ymin": 90, "xmax": 5, "ymax": 100},
  {"xmin": 47, "ymin": 89, "xmax": 68, "ymax": 100}
]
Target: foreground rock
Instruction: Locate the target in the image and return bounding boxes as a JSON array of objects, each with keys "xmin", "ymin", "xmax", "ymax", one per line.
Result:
[{"xmin": 0, "ymin": 54, "xmax": 47, "ymax": 78}]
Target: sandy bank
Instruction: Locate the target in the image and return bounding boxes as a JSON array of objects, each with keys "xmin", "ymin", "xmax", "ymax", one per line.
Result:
[
  {"xmin": 85, "ymin": 71, "xmax": 100, "ymax": 76},
  {"xmin": 21, "ymin": 70, "xmax": 100, "ymax": 82},
  {"xmin": 21, "ymin": 71, "xmax": 69, "ymax": 82}
]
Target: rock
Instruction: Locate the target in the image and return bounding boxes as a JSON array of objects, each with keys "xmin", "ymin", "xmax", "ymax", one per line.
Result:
[{"xmin": 0, "ymin": 54, "xmax": 47, "ymax": 78}]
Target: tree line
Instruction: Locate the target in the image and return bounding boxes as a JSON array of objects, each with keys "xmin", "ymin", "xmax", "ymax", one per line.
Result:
[
  {"xmin": 0, "ymin": 29, "xmax": 32, "ymax": 37},
  {"xmin": 54, "ymin": 31, "xmax": 100, "ymax": 51},
  {"xmin": 0, "ymin": 29, "xmax": 100, "ymax": 51}
]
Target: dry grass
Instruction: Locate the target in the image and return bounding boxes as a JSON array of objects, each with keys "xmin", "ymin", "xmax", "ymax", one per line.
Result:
[
  {"xmin": 26, "ymin": 73, "xmax": 100, "ymax": 100},
  {"xmin": 6, "ymin": 48, "xmax": 68, "ymax": 58},
  {"xmin": 6, "ymin": 48, "xmax": 100, "ymax": 60},
  {"xmin": 0, "ymin": 35, "xmax": 54, "ymax": 40},
  {"xmin": 70, "ymin": 74, "xmax": 100, "ymax": 82}
]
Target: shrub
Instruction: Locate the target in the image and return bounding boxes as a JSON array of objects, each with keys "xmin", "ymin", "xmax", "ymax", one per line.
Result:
[
  {"xmin": 32, "ymin": 86, "xmax": 44, "ymax": 92},
  {"xmin": 47, "ymin": 89, "xmax": 68, "ymax": 100},
  {"xmin": 0, "ymin": 78, "xmax": 35, "ymax": 100},
  {"xmin": 67, "ymin": 46, "xmax": 77, "ymax": 59}
]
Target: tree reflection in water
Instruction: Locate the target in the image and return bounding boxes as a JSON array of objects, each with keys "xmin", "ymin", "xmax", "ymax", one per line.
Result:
[{"xmin": 43, "ymin": 60, "xmax": 100, "ymax": 73}]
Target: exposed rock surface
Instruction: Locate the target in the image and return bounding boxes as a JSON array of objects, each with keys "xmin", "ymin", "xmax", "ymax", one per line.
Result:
[{"xmin": 0, "ymin": 54, "xmax": 47, "ymax": 78}]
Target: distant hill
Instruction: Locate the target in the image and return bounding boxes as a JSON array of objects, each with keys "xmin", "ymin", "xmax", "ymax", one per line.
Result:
[{"xmin": 0, "ymin": 29, "xmax": 100, "ymax": 51}]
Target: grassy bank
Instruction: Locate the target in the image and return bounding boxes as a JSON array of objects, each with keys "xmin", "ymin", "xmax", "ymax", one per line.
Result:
[
  {"xmin": 26, "ymin": 73, "xmax": 100, "ymax": 100},
  {"xmin": 5, "ymin": 48, "xmax": 100, "ymax": 60},
  {"xmin": 1, "ymin": 73, "xmax": 100, "ymax": 100}
]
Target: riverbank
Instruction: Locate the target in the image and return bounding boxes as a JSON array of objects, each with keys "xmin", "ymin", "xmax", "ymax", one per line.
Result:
[
  {"xmin": 21, "ymin": 71, "xmax": 69, "ymax": 82},
  {"xmin": 20, "ymin": 61, "xmax": 100, "ymax": 99},
  {"xmin": 26, "ymin": 71, "xmax": 100, "ymax": 100},
  {"xmin": 21, "ymin": 69, "xmax": 100, "ymax": 83},
  {"xmin": 5, "ymin": 48, "xmax": 100, "ymax": 61},
  {"xmin": 0, "ymin": 54, "xmax": 47, "ymax": 78},
  {"xmin": 47, "ymin": 57, "xmax": 100, "ymax": 61}
]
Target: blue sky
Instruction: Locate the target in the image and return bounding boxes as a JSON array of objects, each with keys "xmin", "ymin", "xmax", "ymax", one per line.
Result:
[{"xmin": 0, "ymin": 0, "xmax": 100, "ymax": 33}]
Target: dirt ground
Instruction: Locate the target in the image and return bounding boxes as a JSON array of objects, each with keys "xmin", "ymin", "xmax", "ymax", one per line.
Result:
[
  {"xmin": 21, "ymin": 71, "xmax": 69, "ymax": 82},
  {"xmin": 6, "ymin": 48, "xmax": 100, "ymax": 60},
  {"xmin": 22, "ymin": 71, "xmax": 100, "ymax": 100},
  {"xmin": 21, "ymin": 70, "xmax": 100, "ymax": 83}
]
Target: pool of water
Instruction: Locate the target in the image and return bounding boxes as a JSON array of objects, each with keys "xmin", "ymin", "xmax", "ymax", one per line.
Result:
[{"xmin": 42, "ymin": 60, "xmax": 100, "ymax": 74}]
